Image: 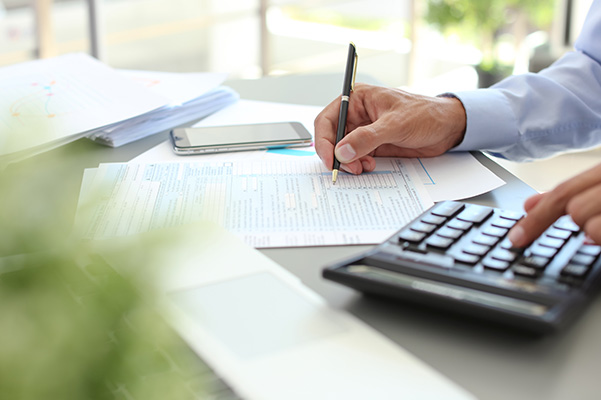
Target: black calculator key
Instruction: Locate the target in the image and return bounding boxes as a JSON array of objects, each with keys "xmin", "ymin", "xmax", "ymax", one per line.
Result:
[
  {"xmin": 482, "ymin": 226, "xmax": 508, "ymax": 238},
  {"xmin": 437, "ymin": 227, "xmax": 464, "ymax": 240},
  {"xmin": 528, "ymin": 245, "xmax": 558, "ymax": 259},
  {"xmin": 472, "ymin": 234, "xmax": 499, "ymax": 247},
  {"xmin": 578, "ymin": 244, "xmax": 601, "ymax": 257},
  {"xmin": 499, "ymin": 210, "xmax": 523, "ymax": 221},
  {"xmin": 561, "ymin": 263, "xmax": 590, "ymax": 278},
  {"xmin": 421, "ymin": 213, "xmax": 447, "ymax": 226},
  {"xmin": 410, "ymin": 221, "xmax": 437, "ymax": 234},
  {"xmin": 452, "ymin": 252, "xmax": 481, "ymax": 265},
  {"xmin": 546, "ymin": 228, "xmax": 572, "ymax": 240},
  {"xmin": 554, "ymin": 217, "xmax": 580, "ymax": 232},
  {"xmin": 398, "ymin": 229, "xmax": 426, "ymax": 243},
  {"xmin": 482, "ymin": 257, "xmax": 510, "ymax": 271},
  {"xmin": 425, "ymin": 235, "xmax": 454, "ymax": 250},
  {"xmin": 456, "ymin": 206, "xmax": 494, "ymax": 224},
  {"xmin": 538, "ymin": 236, "xmax": 566, "ymax": 249},
  {"xmin": 463, "ymin": 243, "xmax": 491, "ymax": 256},
  {"xmin": 430, "ymin": 201, "xmax": 465, "ymax": 217},
  {"xmin": 491, "ymin": 217, "xmax": 518, "ymax": 229},
  {"xmin": 512, "ymin": 265, "xmax": 540, "ymax": 278},
  {"xmin": 491, "ymin": 249, "xmax": 518, "ymax": 262},
  {"xmin": 521, "ymin": 255, "xmax": 550, "ymax": 269},
  {"xmin": 446, "ymin": 219, "xmax": 473, "ymax": 231},
  {"xmin": 570, "ymin": 253, "xmax": 596, "ymax": 266}
]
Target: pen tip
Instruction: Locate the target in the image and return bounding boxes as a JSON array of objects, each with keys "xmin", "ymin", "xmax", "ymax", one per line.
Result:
[{"xmin": 332, "ymin": 169, "xmax": 338, "ymax": 184}]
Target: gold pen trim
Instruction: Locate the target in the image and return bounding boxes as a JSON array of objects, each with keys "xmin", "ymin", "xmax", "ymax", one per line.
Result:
[
  {"xmin": 332, "ymin": 169, "xmax": 339, "ymax": 184},
  {"xmin": 351, "ymin": 52, "xmax": 358, "ymax": 91}
]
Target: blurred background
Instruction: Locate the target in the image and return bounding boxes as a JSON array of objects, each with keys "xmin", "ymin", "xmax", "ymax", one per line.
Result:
[
  {"xmin": 0, "ymin": 0, "xmax": 594, "ymax": 90},
  {"xmin": 0, "ymin": 0, "xmax": 599, "ymax": 189}
]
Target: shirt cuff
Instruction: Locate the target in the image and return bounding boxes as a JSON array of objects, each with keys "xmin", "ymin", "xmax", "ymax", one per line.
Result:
[{"xmin": 448, "ymin": 89, "xmax": 520, "ymax": 153}]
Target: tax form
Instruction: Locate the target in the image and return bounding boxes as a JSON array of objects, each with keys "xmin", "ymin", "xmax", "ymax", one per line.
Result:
[
  {"xmin": 132, "ymin": 99, "xmax": 506, "ymax": 202},
  {"xmin": 76, "ymin": 157, "xmax": 432, "ymax": 247}
]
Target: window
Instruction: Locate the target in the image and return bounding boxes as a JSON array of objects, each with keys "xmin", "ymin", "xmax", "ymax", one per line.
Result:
[{"xmin": 0, "ymin": 0, "xmax": 591, "ymax": 90}]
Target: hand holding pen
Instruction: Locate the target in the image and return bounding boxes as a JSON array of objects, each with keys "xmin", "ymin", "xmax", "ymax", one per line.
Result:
[{"xmin": 314, "ymin": 69, "xmax": 466, "ymax": 178}]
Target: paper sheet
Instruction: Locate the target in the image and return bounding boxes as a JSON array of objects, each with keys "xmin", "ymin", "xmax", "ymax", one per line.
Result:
[
  {"xmin": 0, "ymin": 53, "xmax": 168, "ymax": 158},
  {"xmin": 118, "ymin": 70, "xmax": 228, "ymax": 106},
  {"xmin": 408, "ymin": 153, "xmax": 506, "ymax": 201},
  {"xmin": 88, "ymin": 69, "xmax": 238, "ymax": 147},
  {"xmin": 75, "ymin": 157, "xmax": 433, "ymax": 248},
  {"xmin": 132, "ymin": 100, "xmax": 505, "ymax": 202}
]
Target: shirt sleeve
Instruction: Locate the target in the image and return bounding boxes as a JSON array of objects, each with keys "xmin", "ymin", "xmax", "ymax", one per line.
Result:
[{"xmin": 450, "ymin": 0, "xmax": 601, "ymax": 162}]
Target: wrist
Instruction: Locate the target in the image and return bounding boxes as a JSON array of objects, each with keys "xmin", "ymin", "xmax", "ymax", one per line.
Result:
[{"xmin": 437, "ymin": 93, "xmax": 467, "ymax": 149}]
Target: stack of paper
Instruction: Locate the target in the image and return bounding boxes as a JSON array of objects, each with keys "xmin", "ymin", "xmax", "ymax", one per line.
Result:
[
  {"xmin": 87, "ymin": 70, "xmax": 239, "ymax": 147},
  {"xmin": 0, "ymin": 53, "xmax": 238, "ymax": 164}
]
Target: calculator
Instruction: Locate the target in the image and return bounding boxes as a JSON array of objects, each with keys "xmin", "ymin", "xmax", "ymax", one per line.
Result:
[{"xmin": 323, "ymin": 201, "xmax": 601, "ymax": 333}]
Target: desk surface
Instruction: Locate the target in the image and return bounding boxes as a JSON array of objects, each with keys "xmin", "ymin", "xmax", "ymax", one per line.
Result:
[{"xmin": 9, "ymin": 73, "xmax": 601, "ymax": 400}]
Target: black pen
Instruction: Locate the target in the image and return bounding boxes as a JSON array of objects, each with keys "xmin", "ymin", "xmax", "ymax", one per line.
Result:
[{"xmin": 332, "ymin": 42, "xmax": 358, "ymax": 184}]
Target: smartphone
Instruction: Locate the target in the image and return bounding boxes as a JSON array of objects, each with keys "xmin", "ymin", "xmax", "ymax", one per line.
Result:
[{"xmin": 170, "ymin": 122, "xmax": 313, "ymax": 155}]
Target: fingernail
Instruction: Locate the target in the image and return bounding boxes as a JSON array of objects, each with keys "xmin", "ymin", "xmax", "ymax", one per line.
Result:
[
  {"xmin": 340, "ymin": 165, "xmax": 353, "ymax": 174},
  {"xmin": 335, "ymin": 144, "xmax": 356, "ymax": 163},
  {"xmin": 508, "ymin": 225, "xmax": 525, "ymax": 247}
]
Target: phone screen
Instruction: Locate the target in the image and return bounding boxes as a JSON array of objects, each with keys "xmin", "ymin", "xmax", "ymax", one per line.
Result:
[
  {"xmin": 179, "ymin": 123, "xmax": 308, "ymax": 147},
  {"xmin": 170, "ymin": 122, "xmax": 312, "ymax": 154}
]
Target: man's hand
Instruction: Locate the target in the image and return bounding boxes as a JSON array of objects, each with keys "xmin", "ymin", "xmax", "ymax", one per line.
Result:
[
  {"xmin": 314, "ymin": 83, "xmax": 467, "ymax": 174},
  {"xmin": 508, "ymin": 162, "xmax": 601, "ymax": 246}
]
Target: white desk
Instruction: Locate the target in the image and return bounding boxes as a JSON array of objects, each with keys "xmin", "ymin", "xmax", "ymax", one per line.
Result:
[{"xmin": 8, "ymin": 73, "xmax": 601, "ymax": 400}]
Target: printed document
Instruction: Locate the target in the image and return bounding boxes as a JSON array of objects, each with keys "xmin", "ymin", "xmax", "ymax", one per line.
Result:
[{"xmin": 76, "ymin": 157, "xmax": 433, "ymax": 247}]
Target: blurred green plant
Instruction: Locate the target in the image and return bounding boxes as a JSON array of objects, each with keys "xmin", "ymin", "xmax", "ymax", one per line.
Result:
[
  {"xmin": 280, "ymin": 4, "xmax": 408, "ymax": 34},
  {"xmin": 0, "ymin": 155, "xmax": 211, "ymax": 399},
  {"xmin": 425, "ymin": 0, "xmax": 556, "ymax": 86},
  {"xmin": 0, "ymin": 251, "xmax": 187, "ymax": 399}
]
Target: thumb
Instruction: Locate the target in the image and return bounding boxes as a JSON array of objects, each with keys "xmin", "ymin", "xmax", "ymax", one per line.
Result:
[{"xmin": 334, "ymin": 123, "xmax": 384, "ymax": 163}]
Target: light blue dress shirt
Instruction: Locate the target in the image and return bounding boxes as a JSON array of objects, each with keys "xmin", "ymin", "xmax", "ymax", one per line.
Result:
[{"xmin": 452, "ymin": 0, "xmax": 601, "ymax": 162}]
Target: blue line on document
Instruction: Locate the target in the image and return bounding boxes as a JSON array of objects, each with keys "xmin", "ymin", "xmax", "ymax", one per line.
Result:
[
  {"xmin": 417, "ymin": 158, "xmax": 435, "ymax": 185},
  {"xmin": 267, "ymin": 148, "xmax": 315, "ymax": 156}
]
